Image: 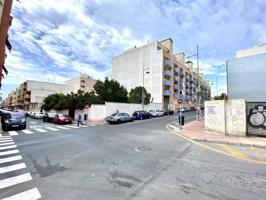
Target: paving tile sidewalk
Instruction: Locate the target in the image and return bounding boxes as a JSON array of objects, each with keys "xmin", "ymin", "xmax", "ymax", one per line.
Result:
[{"xmin": 172, "ymin": 120, "xmax": 266, "ymax": 148}]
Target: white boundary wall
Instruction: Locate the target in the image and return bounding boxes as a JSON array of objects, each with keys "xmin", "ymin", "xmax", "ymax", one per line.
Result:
[
  {"xmin": 75, "ymin": 102, "xmax": 162, "ymax": 121},
  {"xmin": 205, "ymin": 100, "xmax": 246, "ymax": 136}
]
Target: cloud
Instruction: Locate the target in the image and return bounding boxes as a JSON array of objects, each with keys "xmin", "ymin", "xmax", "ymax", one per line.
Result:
[{"xmin": 2, "ymin": 0, "xmax": 265, "ymax": 98}]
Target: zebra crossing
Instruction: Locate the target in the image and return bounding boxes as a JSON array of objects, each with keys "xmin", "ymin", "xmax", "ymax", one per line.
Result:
[
  {"xmin": 0, "ymin": 136, "xmax": 41, "ymax": 199},
  {"xmin": 2, "ymin": 124, "xmax": 88, "ymax": 137}
]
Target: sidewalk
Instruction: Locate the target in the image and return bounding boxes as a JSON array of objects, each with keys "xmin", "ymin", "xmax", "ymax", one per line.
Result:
[{"xmin": 170, "ymin": 120, "xmax": 266, "ymax": 148}]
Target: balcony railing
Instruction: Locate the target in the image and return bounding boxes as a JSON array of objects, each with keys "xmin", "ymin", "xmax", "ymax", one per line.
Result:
[
  {"xmin": 174, "ymin": 76, "xmax": 179, "ymax": 82},
  {"xmin": 179, "ymin": 86, "xmax": 183, "ymax": 90},
  {"xmin": 164, "ymin": 90, "xmax": 172, "ymax": 96},
  {"xmin": 164, "ymin": 59, "xmax": 171, "ymax": 67},
  {"xmin": 164, "ymin": 70, "xmax": 172, "ymax": 77},
  {"xmin": 174, "ymin": 84, "xmax": 178, "ymax": 90},
  {"xmin": 174, "ymin": 67, "xmax": 180, "ymax": 73},
  {"xmin": 164, "ymin": 80, "xmax": 172, "ymax": 87}
]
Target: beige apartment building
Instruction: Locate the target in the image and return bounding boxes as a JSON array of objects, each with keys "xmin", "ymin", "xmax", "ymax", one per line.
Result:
[
  {"xmin": 2, "ymin": 75, "xmax": 97, "ymax": 111},
  {"xmin": 64, "ymin": 74, "xmax": 97, "ymax": 93},
  {"xmin": 112, "ymin": 38, "xmax": 211, "ymax": 111}
]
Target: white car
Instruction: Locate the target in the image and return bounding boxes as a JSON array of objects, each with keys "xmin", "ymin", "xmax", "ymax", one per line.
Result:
[
  {"xmin": 149, "ymin": 110, "xmax": 164, "ymax": 117},
  {"xmin": 31, "ymin": 112, "xmax": 44, "ymax": 119}
]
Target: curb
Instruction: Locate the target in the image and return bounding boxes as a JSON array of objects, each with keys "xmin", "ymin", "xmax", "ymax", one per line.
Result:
[{"xmin": 168, "ymin": 124, "xmax": 266, "ymax": 148}]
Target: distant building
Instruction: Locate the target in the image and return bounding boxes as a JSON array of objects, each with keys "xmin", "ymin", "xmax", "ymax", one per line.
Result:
[
  {"xmin": 64, "ymin": 74, "xmax": 97, "ymax": 94},
  {"xmin": 112, "ymin": 38, "xmax": 211, "ymax": 110},
  {"xmin": 227, "ymin": 44, "xmax": 266, "ymax": 102},
  {"xmin": 0, "ymin": 0, "xmax": 14, "ymax": 87},
  {"xmin": 2, "ymin": 75, "xmax": 97, "ymax": 111}
]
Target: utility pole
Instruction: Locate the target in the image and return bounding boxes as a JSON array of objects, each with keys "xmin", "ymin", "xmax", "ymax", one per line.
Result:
[
  {"xmin": 216, "ymin": 75, "xmax": 218, "ymax": 96},
  {"xmin": 197, "ymin": 44, "xmax": 200, "ymax": 109},
  {"xmin": 142, "ymin": 64, "xmax": 149, "ymax": 110}
]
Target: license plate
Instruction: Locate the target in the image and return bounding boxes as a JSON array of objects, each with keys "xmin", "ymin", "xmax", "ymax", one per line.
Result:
[
  {"xmin": 65, "ymin": 120, "xmax": 69, "ymax": 122},
  {"xmin": 12, "ymin": 125, "xmax": 19, "ymax": 127}
]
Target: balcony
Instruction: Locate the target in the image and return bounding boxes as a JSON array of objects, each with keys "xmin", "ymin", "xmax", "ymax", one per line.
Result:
[
  {"xmin": 174, "ymin": 84, "xmax": 178, "ymax": 90},
  {"xmin": 179, "ymin": 85, "xmax": 183, "ymax": 90},
  {"xmin": 164, "ymin": 90, "xmax": 172, "ymax": 96},
  {"xmin": 164, "ymin": 70, "xmax": 172, "ymax": 77},
  {"xmin": 164, "ymin": 80, "xmax": 172, "ymax": 87},
  {"xmin": 174, "ymin": 67, "xmax": 180, "ymax": 73},
  {"xmin": 164, "ymin": 59, "xmax": 171, "ymax": 67},
  {"xmin": 174, "ymin": 76, "xmax": 179, "ymax": 82}
]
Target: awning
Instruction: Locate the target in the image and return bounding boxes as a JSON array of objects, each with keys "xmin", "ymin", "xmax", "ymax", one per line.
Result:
[
  {"xmin": 6, "ymin": 37, "xmax": 12, "ymax": 52},
  {"xmin": 2, "ymin": 65, "xmax": 8, "ymax": 75}
]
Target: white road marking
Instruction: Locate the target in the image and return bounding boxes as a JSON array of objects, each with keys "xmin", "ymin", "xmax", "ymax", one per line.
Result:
[
  {"xmin": 0, "ymin": 136, "xmax": 12, "ymax": 139},
  {"xmin": 0, "ymin": 173, "xmax": 32, "ymax": 189},
  {"xmin": 0, "ymin": 163, "xmax": 26, "ymax": 174},
  {"xmin": 8, "ymin": 131, "xmax": 18, "ymax": 136},
  {"xmin": 0, "ymin": 149, "xmax": 19, "ymax": 156},
  {"xmin": 34, "ymin": 128, "xmax": 47, "ymax": 133},
  {"xmin": 0, "ymin": 155, "xmax": 22, "ymax": 164},
  {"xmin": 21, "ymin": 130, "xmax": 34, "ymax": 134},
  {"xmin": 1, "ymin": 187, "xmax": 42, "ymax": 200},
  {"xmin": 0, "ymin": 142, "xmax": 15, "ymax": 146},
  {"xmin": 0, "ymin": 145, "xmax": 17, "ymax": 151},
  {"xmin": 64, "ymin": 125, "xmax": 80, "ymax": 128},
  {"xmin": 45, "ymin": 127, "xmax": 59, "ymax": 131},
  {"xmin": 0, "ymin": 139, "xmax": 13, "ymax": 143},
  {"xmin": 55, "ymin": 126, "xmax": 69, "ymax": 130}
]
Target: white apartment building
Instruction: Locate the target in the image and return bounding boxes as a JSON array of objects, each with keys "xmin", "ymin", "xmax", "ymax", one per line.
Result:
[
  {"xmin": 112, "ymin": 38, "xmax": 211, "ymax": 111},
  {"xmin": 2, "ymin": 75, "xmax": 97, "ymax": 111}
]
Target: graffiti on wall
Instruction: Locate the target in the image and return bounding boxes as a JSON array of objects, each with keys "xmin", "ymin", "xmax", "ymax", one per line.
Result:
[{"xmin": 248, "ymin": 105, "xmax": 266, "ymax": 129}]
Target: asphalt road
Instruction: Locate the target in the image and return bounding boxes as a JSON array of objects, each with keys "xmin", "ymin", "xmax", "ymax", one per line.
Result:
[{"xmin": 0, "ymin": 114, "xmax": 266, "ymax": 200}]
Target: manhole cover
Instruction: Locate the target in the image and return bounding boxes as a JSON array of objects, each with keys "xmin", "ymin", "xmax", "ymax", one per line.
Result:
[{"xmin": 134, "ymin": 146, "xmax": 152, "ymax": 152}]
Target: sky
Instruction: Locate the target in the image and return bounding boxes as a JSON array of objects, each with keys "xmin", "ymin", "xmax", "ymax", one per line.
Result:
[{"xmin": 2, "ymin": 0, "xmax": 266, "ymax": 98}]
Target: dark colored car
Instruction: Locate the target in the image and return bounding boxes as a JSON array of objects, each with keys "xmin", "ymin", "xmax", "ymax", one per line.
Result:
[
  {"xmin": 164, "ymin": 110, "xmax": 174, "ymax": 116},
  {"xmin": 52, "ymin": 114, "xmax": 72, "ymax": 124},
  {"xmin": 189, "ymin": 107, "xmax": 197, "ymax": 111},
  {"xmin": 106, "ymin": 113, "xmax": 134, "ymax": 124},
  {"xmin": 43, "ymin": 113, "xmax": 56, "ymax": 122},
  {"xmin": 133, "ymin": 110, "xmax": 152, "ymax": 120},
  {"xmin": 0, "ymin": 111, "xmax": 26, "ymax": 131}
]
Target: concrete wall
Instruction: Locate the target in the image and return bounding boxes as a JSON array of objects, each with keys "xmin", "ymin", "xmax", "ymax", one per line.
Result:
[
  {"xmin": 74, "ymin": 102, "xmax": 162, "ymax": 121},
  {"xmin": 205, "ymin": 100, "xmax": 226, "ymax": 133},
  {"xmin": 225, "ymin": 100, "xmax": 246, "ymax": 136},
  {"xmin": 205, "ymin": 100, "xmax": 247, "ymax": 136},
  {"xmin": 237, "ymin": 44, "xmax": 266, "ymax": 58}
]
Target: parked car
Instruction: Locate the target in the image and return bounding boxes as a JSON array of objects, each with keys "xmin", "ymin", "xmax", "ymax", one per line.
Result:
[
  {"xmin": 0, "ymin": 110, "xmax": 26, "ymax": 131},
  {"xmin": 133, "ymin": 110, "xmax": 152, "ymax": 120},
  {"xmin": 106, "ymin": 112, "xmax": 134, "ymax": 124},
  {"xmin": 43, "ymin": 113, "xmax": 56, "ymax": 122},
  {"xmin": 149, "ymin": 110, "xmax": 164, "ymax": 117},
  {"xmin": 52, "ymin": 114, "xmax": 72, "ymax": 124},
  {"xmin": 164, "ymin": 110, "xmax": 174, "ymax": 116},
  {"xmin": 32, "ymin": 112, "xmax": 44, "ymax": 119},
  {"xmin": 189, "ymin": 107, "xmax": 197, "ymax": 111}
]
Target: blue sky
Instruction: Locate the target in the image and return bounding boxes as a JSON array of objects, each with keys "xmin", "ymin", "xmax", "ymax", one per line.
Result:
[{"xmin": 2, "ymin": 0, "xmax": 266, "ymax": 98}]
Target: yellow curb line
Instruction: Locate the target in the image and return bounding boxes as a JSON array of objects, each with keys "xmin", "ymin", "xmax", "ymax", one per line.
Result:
[{"xmin": 166, "ymin": 124, "xmax": 266, "ymax": 165}]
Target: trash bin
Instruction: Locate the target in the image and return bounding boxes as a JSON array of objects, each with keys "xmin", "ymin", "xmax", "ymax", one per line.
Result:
[{"xmin": 179, "ymin": 116, "xmax": 185, "ymax": 125}]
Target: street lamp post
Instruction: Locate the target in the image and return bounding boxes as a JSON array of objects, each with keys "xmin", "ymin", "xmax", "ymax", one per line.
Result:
[{"xmin": 142, "ymin": 64, "xmax": 149, "ymax": 110}]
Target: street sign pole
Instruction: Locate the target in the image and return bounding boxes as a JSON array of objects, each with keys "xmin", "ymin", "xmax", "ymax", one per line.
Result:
[{"xmin": 177, "ymin": 99, "xmax": 183, "ymax": 130}]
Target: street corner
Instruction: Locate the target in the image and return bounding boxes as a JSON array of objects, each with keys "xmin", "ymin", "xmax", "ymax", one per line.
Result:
[{"xmin": 166, "ymin": 122, "xmax": 266, "ymax": 165}]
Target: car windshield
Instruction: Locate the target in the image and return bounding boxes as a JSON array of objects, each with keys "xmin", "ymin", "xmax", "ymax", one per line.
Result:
[
  {"xmin": 11, "ymin": 112, "xmax": 25, "ymax": 119},
  {"xmin": 58, "ymin": 114, "xmax": 64, "ymax": 117},
  {"xmin": 48, "ymin": 113, "xmax": 56, "ymax": 117}
]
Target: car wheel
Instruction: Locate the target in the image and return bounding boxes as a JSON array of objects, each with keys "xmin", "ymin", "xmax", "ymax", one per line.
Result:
[
  {"xmin": 140, "ymin": 116, "xmax": 143, "ymax": 120},
  {"xmin": 21, "ymin": 125, "xmax": 26, "ymax": 130},
  {"xmin": 117, "ymin": 119, "xmax": 121, "ymax": 124},
  {"xmin": 2, "ymin": 126, "xmax": 8, "ymax": 131}
]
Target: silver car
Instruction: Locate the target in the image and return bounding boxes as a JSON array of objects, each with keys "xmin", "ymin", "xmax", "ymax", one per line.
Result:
[{"xmin": 106, "ymin": 113, "xmax": 134, "ymax": 124}]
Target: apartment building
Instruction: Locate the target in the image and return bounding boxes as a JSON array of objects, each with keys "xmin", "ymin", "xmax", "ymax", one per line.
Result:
[
  {"xmin": 64, "ymin": 74, "xmax": 97, "ymax": 93},
  {"xmin": 227, "ymin": 44, "xmax": 266, "ymax": 102},
  {"xmin": 2, "ymin": 75, "xmax": 97, "ymax": 111},
  {"xmin": 0, "ymin": 0, "xmax": 13, "ymax": 87},
  {"xmin": 112, "ymin": 38, "xmax": 211, "ymax": 111}
]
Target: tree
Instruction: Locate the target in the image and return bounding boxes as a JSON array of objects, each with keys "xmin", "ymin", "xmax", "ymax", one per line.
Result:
[
  {"xmin": 214, "ymin": 93, "xmax": 226, "ymax": 100},
  {"xmin": 42, "ymin": 93, "xmax": 68, "ymax": 111},
  {"xmin": 128, "ymin": 86, "xmax": 151, "ymax": 104},
  {"xmin": 94, "ymin": 78, "xmax": 128, "ymax": 103}
]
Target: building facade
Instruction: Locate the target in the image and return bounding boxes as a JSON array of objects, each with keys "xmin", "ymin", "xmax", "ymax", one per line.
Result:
[
  {"xmin": 64, "ymin": 74, "xmax": 97, "ymax": 94},
  {"xmin": 112, "ymin": 38, "xmax": 211, "ymax": 111},
  {"xmin": 227, "ymin": 44, "xmax": 266, "ymax": 102},
  {"xmin": 0, "ymin": 0, "xmax": 13, "ymax": 87},
  {"xmin": 2, "ymin": 75, "xmax": 97, "ymax": 111}
]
